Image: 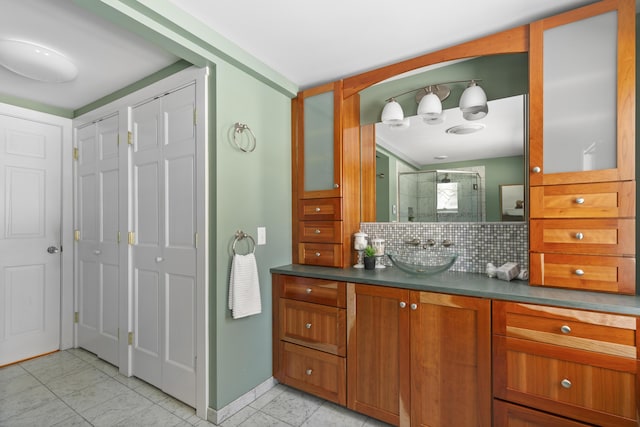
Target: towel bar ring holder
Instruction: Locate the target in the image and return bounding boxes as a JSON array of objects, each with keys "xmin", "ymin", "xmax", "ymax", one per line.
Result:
[
  {"xmin": 233, "ymin": 122, "xmax": 256, "ymax": 153},
  {"xmin": 233, "ymin": 230, "xmax": 256, "ymax": 255}
]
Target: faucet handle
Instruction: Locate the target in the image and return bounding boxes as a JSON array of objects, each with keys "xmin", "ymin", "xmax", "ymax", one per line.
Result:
[
  {"xmin": 442, "ymin": 239, "xmax": 454, "ymax": 247},
  {"xmin": 422, "ymin": 239, "xmax": 436, "ymax": 249},
  {"xmin": 404, "ymin": 238, "xmax": 421, "ymax": 246}
]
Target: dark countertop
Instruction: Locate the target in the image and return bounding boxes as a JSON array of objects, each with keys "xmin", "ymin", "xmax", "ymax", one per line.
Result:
[{"xmin": 270, "ymin": 264, "xmax": 640, "ymax": 316}]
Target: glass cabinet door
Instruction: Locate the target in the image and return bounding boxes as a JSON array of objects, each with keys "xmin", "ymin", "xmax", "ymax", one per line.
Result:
[
  {"xmin": 529, "ymin": 0, "xmax": 635, "ymax": 186},
  {"xmin": 297, "ymin": 81, "xmax": 342, "ymax": 198}
]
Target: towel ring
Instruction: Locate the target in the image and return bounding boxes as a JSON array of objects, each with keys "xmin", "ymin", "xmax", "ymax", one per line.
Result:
[
  {"xmin": 233, "ymin": 230, "xmax": 256, "ymax": 255},
  {"xmin": 233, "ymin": 123, "xmax": 256, "ymax": 153}
]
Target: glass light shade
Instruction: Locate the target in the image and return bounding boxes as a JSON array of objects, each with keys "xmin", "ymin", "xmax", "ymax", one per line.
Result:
[
  {"xmin": 417, "ymin": 92, "xmax": 443, "ymax": 119},
  {"xmin": 459, "ymin": 82, "xmax": 488, "ymax": 120},
  {"xmin": 0, "ymin": 39, "xmax": 77, "ymax": 83},
  {"xmin": 381, "ymin": 99, "xmax": 404, "ymax": 125}
]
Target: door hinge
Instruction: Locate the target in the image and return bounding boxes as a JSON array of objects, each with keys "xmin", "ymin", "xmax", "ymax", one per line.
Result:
[
  {"xmin": 127, "ymin": 231, "xmax": 135, "ymax": 245},
  {"xmin": 74, "ymin": 230, "xmax": 80, "ymax": 241},
  {"xmin": 128, "ymin": 332, "xmax": 133, "ymax": 345},
  {"xmin": 117, "ymin": 134, "xmax": 120, "ymax": 146},
  {"xmin": 193, "ymin": 108, "xmax": 197, "ymax": 126},
  {"xmin": 117, "ymin": 231, "xmax": 121, "ymax": 244},
  {"xmin": 74, "ymin": 311, "xmax": 79, "ymax": 323},
  {"xmin": 127, "ymin": 131, "xmax": 133, "ymax": 145},
  {"xmin": 194, "ymin": 232, "xmax": 198, "ymax": 249},
  {"xmin": 73, "ymin": 147, "xmax": 79, "ymax": 160}
]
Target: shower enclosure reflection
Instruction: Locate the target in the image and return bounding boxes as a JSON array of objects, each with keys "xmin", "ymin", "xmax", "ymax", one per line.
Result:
[{"xmin": 398, "ymin": 169, "xmax": 483, "ymax": 222}]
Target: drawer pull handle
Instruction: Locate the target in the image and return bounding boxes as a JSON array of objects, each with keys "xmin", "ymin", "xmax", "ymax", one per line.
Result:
[
  {"xmin": 305, "ymin": 323, "xmax": 312, "ymax": 329},
  {"xmin": 305, "ymin": 288, "xmax": 312, "ymax": 294},
  {"xmin": 532, "ymin": 166, "xmax": 541, "ymax": 173},
  {"xmin": 574, "ymin": 269, "xmax": 584, "ymax": 276},
  {"xmin": 314, "ymin": 229, "xmax": 321, "ymax": 234},
  {"xmin": 399, "ymin": 302, "xmax": 407, "ymax": 308},
  {"xmin": 575, "ymin": 197, "xmax": 585, "ymax": 204},
  {"xmin": 315, "ymin": 207, "xmax": 321, "ymax": 212},
  {"xmin": 306, "ymin": 369, "xmax": 313, "ymax": 376},
  {"xmin": 315, "ymin": 252, "xmax": 321, "ymax": 257},
  {"xmin": 561, "ymin": 379, "xmax": 572, "ymax": 389},
  {"xmin": 574, "ymin": 232, "xmax": 584, "ymax": 240},
  {"xmin": 560, "ymin": 325, "xmax": 572, "ymax": 334},
  {"xmin": 410, "ymin": 303, "xmax": 418, "ymax": 310}
]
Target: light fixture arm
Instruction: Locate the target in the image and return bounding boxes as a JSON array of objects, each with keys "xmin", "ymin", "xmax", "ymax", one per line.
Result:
[{"xmin": 384, "ymin": 79, "xmax": 483, "ymax": 102}]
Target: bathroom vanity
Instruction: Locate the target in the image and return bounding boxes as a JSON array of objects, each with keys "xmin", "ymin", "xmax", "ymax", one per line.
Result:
[{"xmin": 271, "ymin": 265, "xmax": 640, "ymax": 427}]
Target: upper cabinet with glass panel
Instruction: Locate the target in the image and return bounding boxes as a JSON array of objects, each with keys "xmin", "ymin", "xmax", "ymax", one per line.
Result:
[{"xmin": 529, "ymin": 0, "xmax": 635, "ymax": 186}]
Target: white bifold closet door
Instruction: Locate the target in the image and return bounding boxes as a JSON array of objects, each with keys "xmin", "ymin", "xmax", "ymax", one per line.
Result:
[
  {"xmin": 130, "ymin": 84, "xmax": 197, "ymax": 406},
  {"xmin": 76, "ymin": 115, "xmax": 120, "ymax": 366}
]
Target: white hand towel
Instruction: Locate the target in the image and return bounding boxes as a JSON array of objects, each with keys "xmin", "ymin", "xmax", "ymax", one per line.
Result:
[{"xmin": 228, "ymin": 253, "xmax": 261, "ymax": 319}]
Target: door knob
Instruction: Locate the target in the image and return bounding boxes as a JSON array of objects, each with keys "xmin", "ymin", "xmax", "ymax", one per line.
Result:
[{"xmin": 47, "ymin": 246, "xmax": 60, "ymax": 254}]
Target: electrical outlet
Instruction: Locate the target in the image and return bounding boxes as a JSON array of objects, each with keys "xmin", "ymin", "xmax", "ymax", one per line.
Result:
[{"xmin": 257, "ymin": 227, "xmax": 266, "ymax": 245}]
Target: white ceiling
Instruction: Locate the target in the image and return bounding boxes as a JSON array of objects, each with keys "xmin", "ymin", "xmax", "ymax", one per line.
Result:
[
  {"xmin": 1, "ymin": 0, "xmax": 635, "ymax": 111},
  {"xmin": 0, "ymin": 0, "xmax": 178, "ymax": 111},
  {"xmin": 168, "ymin": 0, "xmax": 600, "ymax": 89}
]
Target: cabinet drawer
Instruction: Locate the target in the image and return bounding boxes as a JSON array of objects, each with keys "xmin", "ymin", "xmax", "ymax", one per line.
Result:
[
  {"xmin": 280, "ymin": 299, "xmax": 346, "ymax": 356},
  {"xmin": 530, "ymin": 253, "xmax": 636, "ymax": 295},
  {"xmin": 493, "ymin": 301, "xmax": 638, "ymax": 359},
  {"xmin": 298, "ymin": 221, "xmax": 343, "ymax": 243},
  {"xmin": 494, "ymin": 400, "xmax": 592, "ymax": 427},
  {"xmin": 530, "ymin": 182, "xmax": 635, "ymax": 219},
  {"xmin": 280, "ymin": 276, "xmax": 346, "ymax": 307},
  {"xmin": 494, "ymin": 336, "xmax": 638, "ymax": 426},
  {"xmin": 280, "ymin": 342, "xmax": 346, "ymax": 405},
  {"xmin": 299, "ymin": 198, "xmax": 342, "ymax": 221},
  {"xmin": 530, "ymin": 219, "xmax": 635, "ymax": 256},
  {"xmin": 298, "ymin": 243, "xmax": 342, "ymax": 267}
]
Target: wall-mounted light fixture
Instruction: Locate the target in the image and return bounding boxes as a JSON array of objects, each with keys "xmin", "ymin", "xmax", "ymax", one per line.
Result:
[{"xmin": 381, "ymin": 79, "xmax": 488, "ymax": 127}]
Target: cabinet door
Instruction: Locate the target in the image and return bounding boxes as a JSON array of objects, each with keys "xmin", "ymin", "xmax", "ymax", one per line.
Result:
[
  {"xmin": 297, "ymin": 81, "xmax": 342, "ymax": 198},
  {"xmin": 529, "ymin": 0, "xmax": 635, "ymax": 185},
  {"xmin": 410, "ymin": 292, "xmax": 492, "ymax": 427},
  {"xmin": 347, "ymin": 283, "xmax": 410, "ymax": 426}
]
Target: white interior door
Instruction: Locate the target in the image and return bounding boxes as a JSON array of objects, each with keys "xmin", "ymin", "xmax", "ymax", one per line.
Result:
[
  {"xmin": 76, "ymin": 115, "xmax": 119, "ymax": 366},
  {"xmin": 0, "ymin": 114, "xmax": 62, "ymax": 366},
  {"xmin": 131, "ymin": 84, "xmax": 197, "ymax": 406}
]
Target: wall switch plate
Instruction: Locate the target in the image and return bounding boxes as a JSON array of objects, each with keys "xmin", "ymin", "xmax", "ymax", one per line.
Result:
[{"xmin": 257, "ymin": 227, "xmax": 266, "ymax": 245}]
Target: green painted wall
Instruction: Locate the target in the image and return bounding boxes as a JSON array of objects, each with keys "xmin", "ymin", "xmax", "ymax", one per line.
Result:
[{"xmin": 210, "ymin": 61, "xmax": 292, "ymax": 408}]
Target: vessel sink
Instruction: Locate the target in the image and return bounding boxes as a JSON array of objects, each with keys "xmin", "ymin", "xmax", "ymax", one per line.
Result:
[{"xmin": 386, "ymin": 252, "xmax": 458, "ymax": 276}]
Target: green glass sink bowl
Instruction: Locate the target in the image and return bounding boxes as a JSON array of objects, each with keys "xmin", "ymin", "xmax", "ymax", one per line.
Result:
[{"xmin": 386, "ymin": 252, "xmax": 458, "ymax": 276}]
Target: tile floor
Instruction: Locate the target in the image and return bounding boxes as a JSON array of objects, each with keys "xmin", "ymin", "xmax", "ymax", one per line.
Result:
[{"xmin": 0, "ymin": 348, "xmax": 391, "ymax": 426}]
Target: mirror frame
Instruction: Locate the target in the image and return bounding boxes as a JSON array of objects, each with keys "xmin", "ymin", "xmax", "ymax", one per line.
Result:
[{"xmin": 340, "ymin": 25, "xmax": 530, "ymax": 222}]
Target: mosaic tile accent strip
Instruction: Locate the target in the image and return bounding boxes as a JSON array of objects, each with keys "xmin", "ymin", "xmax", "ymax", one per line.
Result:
[{"xmin": 359, "ymin": 222, "xmax": 528, "ymax": 274}]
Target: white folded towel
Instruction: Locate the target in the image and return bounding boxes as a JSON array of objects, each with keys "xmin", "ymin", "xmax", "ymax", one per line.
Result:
[{"xmin": 228, "ymin": 253, "xmax": 261, "ymax": 319}]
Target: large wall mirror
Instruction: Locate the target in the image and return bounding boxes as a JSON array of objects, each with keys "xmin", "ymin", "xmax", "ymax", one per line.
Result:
[{"xmin": 359, "ymin": 53, "xmax": 528, "ymax": 223}]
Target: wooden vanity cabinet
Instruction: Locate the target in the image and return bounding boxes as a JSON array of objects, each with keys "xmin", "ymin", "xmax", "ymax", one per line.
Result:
[
  {"xmin": 528, "ymin": 0, "xmax": 636, "ymax": 294},
  {"xmin": 346, "ymin": 283, "xmax": 492, "ymax": 427},
  {"xmin": 493, "ymin": 301, "xmax": 640, "ymax": 427},
  {"xmin": 272, "ymin": 274, "xmax": 347, "ymax": 405}
]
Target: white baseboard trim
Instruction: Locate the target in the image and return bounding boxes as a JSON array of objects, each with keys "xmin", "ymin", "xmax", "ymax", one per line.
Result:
[{"xmin": 207, "ymin": 377, "xmax": 278, "ymax": 425}]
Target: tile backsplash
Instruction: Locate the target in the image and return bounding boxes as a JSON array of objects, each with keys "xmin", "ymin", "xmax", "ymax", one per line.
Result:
[{"xmin": 359, "ymin": 222, "xmax": 528, "ymax": 274}]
